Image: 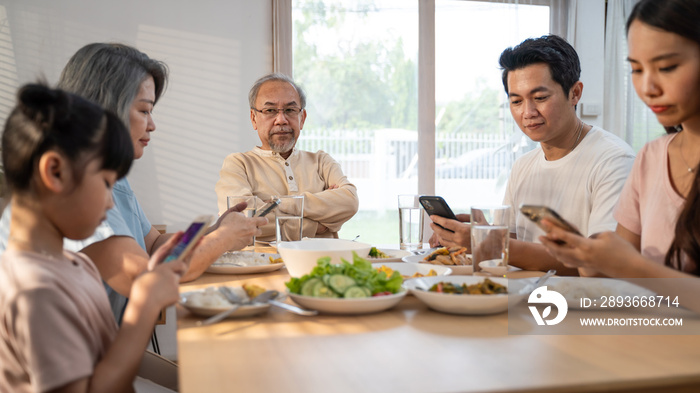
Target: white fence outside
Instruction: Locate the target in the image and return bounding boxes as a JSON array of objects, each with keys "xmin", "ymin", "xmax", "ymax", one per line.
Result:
[{"xmin": 297, "ymin": 128, "xmax": 516, "ymax": 211}]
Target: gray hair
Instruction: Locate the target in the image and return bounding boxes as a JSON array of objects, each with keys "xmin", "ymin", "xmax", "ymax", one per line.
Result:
[
  {"xmin": 57, "ymin": 43, "xmax": 169, "ymax": 127},
  {"xmin": 248, "ymin": 73, "xmax": 306, "ymax": 109}
]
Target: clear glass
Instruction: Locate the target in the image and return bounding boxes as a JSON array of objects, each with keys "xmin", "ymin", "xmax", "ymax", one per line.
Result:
[
  {"xmin": 398, "ymin": 194, "xmax": 424, "ymax": 250},
  {"xmin": 275, "ymin": 195, "xmax": 305, "ymax": 244},
  {"xmin": 471, "ymin": 205, "xmax": 510, "ymax": 274},
  {"xmin": 227, "ymin": 196, "xmax": 256, "ymax": 249}
]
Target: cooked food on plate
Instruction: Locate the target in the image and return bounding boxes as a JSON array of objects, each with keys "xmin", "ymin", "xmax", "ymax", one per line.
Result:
[
  {"xmin": 185, "ymin": 284, "xmax": 270, "ymax": 308},
  {"xmin": 214, "ymin": 252, "xmax": 283, "ymax": 266},
  {"xmin": 428, "ymin": 278, "xmax": 507, "ymax": 295},
  {"xmin": 368, "ymin": 247, "xmax": 389, "ymax": 259},
  {"xmin": 423, "ymin": 247, "xmax": 471, "ymax": 266},
  {"xmin": 376, "ymin": 264, "xmax": 437, "ymax": 279}
]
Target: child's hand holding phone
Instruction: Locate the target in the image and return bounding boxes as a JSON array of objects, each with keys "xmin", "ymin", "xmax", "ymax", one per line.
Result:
[{"xmin": 162, "ymin": 215, "xmax": 213, "ymax": 264}]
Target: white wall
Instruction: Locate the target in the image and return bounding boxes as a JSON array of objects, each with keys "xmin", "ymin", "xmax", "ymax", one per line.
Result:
[
  {"xmin": 1, "ymin": 0, "xmax": 271, "ymax": 230},
  {"xmin": 572, "ymin": 0, "xmax": 606, "ymax": 127}
]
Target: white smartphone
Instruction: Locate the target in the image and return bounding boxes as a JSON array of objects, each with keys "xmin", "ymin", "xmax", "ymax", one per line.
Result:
[{"xmin": 163, "ymin": 215, "xmax": 214, "ymax": 263}]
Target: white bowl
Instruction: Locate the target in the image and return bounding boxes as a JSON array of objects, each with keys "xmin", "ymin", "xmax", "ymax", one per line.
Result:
[
  {"xmin": 277, "ymin": 238, "xmax": 372, "ymax": 277},
  {"xmin": 478, "ymin": 259, "xmax": 507, "ymax": 276}
]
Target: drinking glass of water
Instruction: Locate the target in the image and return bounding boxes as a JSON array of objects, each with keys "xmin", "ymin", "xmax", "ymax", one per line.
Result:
[
  {"xmin": 275, "ymin": 195, "xmax": 304, "ymax": 244},
  {"xmin": 470, "ymin": 205, "xmax": 510, "ymax": 274},
  {"xmin": 398, "ymin": 194, "xmax": 424, "ymax": 251},
  {"xmin": 228, "ymin": 196, "xmax": 257, "ymax": 249}
]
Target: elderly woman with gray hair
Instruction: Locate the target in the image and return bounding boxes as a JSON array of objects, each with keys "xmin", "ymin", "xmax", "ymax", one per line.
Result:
[{"xmin": 0, "ymin": 43, "xmax": 266, "ymax": 323}]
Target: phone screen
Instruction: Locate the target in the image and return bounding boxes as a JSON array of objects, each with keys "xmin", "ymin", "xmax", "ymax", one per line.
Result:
[{"xmin": 164, "ymin": 221, "xmax": 207, "ymax": 263}]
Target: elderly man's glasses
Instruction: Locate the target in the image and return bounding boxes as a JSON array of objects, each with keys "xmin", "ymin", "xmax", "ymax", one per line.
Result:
[{"xmin": 252, "ymin": 107, "xmax": 303, "ymax": 119}]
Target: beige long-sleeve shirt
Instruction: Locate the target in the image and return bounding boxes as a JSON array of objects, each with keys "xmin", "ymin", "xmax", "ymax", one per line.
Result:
[{"xmin": 215, "ymin": 147, "xmax": 359, "ymax": 241}]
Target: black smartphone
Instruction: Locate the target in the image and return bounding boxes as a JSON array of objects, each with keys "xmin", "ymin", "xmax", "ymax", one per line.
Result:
[
  {"xmin": 163, "ymin": 215, "xmax": 214, "ymax": 263},
  {"xmin": 419, "ymin": 196, "xmax": 457, "ymax": 232},
  {"xmin": 519, "ymin": 205, "xmax": 582, "ymax": 243},
  {"xmin": 256, "ymin": 198, "xmax": 281, "ymax": 217}
]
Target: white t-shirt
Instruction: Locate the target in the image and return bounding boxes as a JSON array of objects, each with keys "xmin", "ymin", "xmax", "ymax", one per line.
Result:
[{"xmin": 503, "ymin": 126, "xmax": 635, "ymax": 242}]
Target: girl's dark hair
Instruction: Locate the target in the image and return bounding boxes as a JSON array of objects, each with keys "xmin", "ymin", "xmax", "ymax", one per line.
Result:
[
  {"xmin": 627, "ymin": 0, "xmax": 700, "ymax": 275},
  {"xmin": 2, "ymin": 83, "xmax": 134, "ymax": 194}
]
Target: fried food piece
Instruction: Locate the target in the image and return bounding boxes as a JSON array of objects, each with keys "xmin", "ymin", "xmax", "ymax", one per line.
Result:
[
  {"xmin": 242, "ymin": 283, "xmax": 266, "ymax": 298},
  {"xmin": 423, "ymin": 247, "xmax": 471, "ymax": 266},
  {"xmin": 269, "ymin": 256, "xmax": 284, "ymax": 264}
]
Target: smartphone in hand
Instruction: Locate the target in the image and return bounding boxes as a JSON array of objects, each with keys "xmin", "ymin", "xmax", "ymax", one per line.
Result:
[
  {"xmin": 163, "ymin": 215, "xmax": 214, "ymax": 263},
  {"xmin": 419, "ymin": 196, "xmax": 457, "ymax": 233},
  {"xmin": 519, "ymin": 205, "xmax": 581, "ymax": 243}
]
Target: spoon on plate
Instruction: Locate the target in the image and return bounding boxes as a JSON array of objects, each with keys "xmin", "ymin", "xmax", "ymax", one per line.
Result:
[
  {"xmin": 268, "ymin": 297, "xmax": 318, "ymax": 316},
  {"xmin": 198, "ymin": 289, "xmax": 278, "ymax": 326},
  {"xmin": 516, "ymin": 269, "xmax": 556, "ymax": 295}
]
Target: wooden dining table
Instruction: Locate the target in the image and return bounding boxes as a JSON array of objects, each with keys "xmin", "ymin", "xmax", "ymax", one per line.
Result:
[{"xmin": 177, "ymin": 260, "xmax": 700, "ymax": 393}]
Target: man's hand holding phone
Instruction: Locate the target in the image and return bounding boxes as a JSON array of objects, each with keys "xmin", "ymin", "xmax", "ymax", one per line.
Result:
[{"xmin": 429, "ymin": 214, "xmax": 472, "ymax": 250}]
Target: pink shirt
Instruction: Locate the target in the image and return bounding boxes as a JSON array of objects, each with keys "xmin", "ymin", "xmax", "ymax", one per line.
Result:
[
  {"xmin": 0, "ymin": 250, "xmax": 118, "ymax": 392},
  {"xmin": 614, "ymin": 133, "xmax": 694, "ymax": 271}
]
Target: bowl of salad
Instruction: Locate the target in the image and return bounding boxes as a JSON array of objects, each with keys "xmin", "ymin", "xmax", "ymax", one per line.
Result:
[
  {"xmin": 285, "ymin": 254, "xmax": 407, "ymax": 314},
  {"xmin": 278, "ymin": 238, "xmax": 372, "ymax": 277}
]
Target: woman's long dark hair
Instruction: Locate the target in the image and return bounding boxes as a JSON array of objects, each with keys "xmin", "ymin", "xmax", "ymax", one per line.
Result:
[{"xmin": 627, "ymin": 0, "xmax": 700, "ymax": 275}]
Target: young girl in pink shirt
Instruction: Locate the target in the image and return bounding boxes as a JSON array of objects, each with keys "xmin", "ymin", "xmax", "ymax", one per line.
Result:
[{"xmin": 0, "ymin": 84, "xmax": 187, "ymax": 392}]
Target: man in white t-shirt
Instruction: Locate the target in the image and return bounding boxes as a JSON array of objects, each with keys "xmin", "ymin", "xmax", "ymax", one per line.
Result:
[{"xmin": 429, "ymin": 35, "xmax": 635, "ymax": 274}]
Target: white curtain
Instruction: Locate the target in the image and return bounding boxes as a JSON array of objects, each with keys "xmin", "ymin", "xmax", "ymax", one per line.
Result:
[
  {"xmin": 603, "ymin": 0, "xmax": 637, "ymax": 142},
  {"xmin": 603, "ymin": 0, "xmax": 664, "ymax": 150}
]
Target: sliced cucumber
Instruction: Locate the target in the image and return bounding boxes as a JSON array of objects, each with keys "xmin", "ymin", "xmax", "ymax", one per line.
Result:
[
  {"xmin": 322, "ymin": 274, "xmax": 331, "ymax": 286},
  {"xmin": 328, "ymin": 274, "xmax": 356, "ymax": 295},
  {"xmin": 344, "ymin": 286, "xmax": 369, "ymax": 298},
  {"xmin": 301, "ymin": 277, "xmax": 321, "ymax": 296},
  {"xmin": 362, "ymin": 286, "xmax": 372, "ymax": 297},
  {"xmin": 312, "ymin": 281, "xmax": 339, "ymax": 298}
]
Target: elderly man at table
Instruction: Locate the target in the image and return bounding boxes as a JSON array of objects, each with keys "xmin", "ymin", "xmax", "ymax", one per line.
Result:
[
  {"xmin": 215, "ymin": 73, "xmax": 359, "ymax": 241},
  {"xmin": 429, "ymin": 35, "xmax": 635, "ymax": 275}
]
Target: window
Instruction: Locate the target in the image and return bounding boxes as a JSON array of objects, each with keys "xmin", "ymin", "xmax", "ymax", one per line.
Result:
[
  {"xmin": 292, "ymin": 0, "xmax": 555, "ymax": 243},
  {"xmin": 434, "ymin": 1, "xmax": 549, "ymax": 211}
]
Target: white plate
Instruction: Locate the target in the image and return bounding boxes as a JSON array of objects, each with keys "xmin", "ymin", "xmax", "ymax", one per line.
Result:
[
  {"xmin": 367, "ymin": 248, "xmax": 412, "ymax": 262},
  {"xmin": 179, "ymin": 288, "xmax": 273, "ymax": 318},
  {"xmin": 206, "ymin": 252, "xmax": 285, "ymax": 274},
  {"xmin": 404, "ymin": 276, "xmax": 527, "ymax": 315},
  {"xmin": 478, "ymin": 259, "xmax": 518, "ymax": 276},
  {"xmin": 544, "ymin": 277, "xmax": 656, "ymax": 310},
  {"xmin": 287, "ymin": 290, "xmax": 407, "ymax": 315},
  {"xmin": 402, "ymin": 254, "xmax": 473, "ymax": 275},
  {"xmin": 371, "ymin": 262, "xmax": 452, "ymax": 280}
]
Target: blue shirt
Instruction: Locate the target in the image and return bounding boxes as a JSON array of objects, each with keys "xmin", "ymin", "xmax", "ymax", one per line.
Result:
[{"xmin": 0, "ymin": 178, "xmax": 151, "ymax": 324}]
